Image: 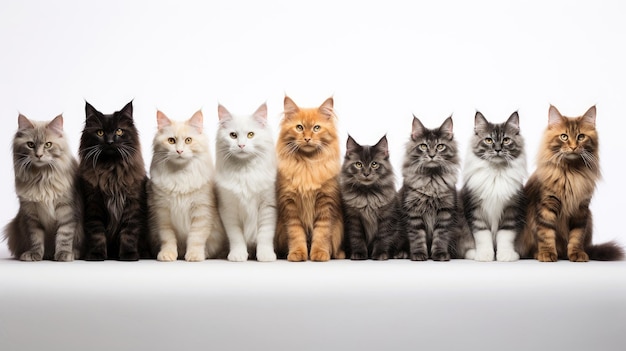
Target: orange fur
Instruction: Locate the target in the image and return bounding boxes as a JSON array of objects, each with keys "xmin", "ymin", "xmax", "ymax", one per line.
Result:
[{"xmin": 274, "ymin": 96, "xmax": 345, "ymax": 261}]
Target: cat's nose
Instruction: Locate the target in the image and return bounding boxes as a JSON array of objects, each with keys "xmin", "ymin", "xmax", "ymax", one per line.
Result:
[
  {"xmin": 238, "ymin": 144, "xmax": 245, "ymax": 149},
  {"xmin": 304, "ymin": 138, "xmax": 311, "ymax": 143},
  {"xmin": 177, "ymin": 150, "xmax": 183, "ymax": 154}
]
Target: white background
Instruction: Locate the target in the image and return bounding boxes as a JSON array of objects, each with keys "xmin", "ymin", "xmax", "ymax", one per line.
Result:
[{"xmin": 1, "ymin": 1, "xmax": 625, "ymax": 350}]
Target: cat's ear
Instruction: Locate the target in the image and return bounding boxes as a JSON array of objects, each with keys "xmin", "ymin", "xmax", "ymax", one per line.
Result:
[
  {"xmin": 47, "ymin": 114, "xmax": 64, "ymax": 137},
  {"xmin": 253, "ymin": 102, "xmax": 268, "ymax": 127},
  {"xmin": 346, "ymin": 135, "xmax": 360, "ymax": 153},
  {"xmin": 505, "ymin": 111, "xmax": 520, "ymax": 134},
  {"xmin": 411, "ymin": 115, "xmax": 426, "ymax": 141},
  {"xmin": 474, "ymin": 111, "xmax": 489, "ymax": 134},
  {"xmin": 156, "ymin": 110, "xmax": 171, "ymax": 130},
  {"xmin": 217, "ymin": 104, "xmax": 232, "ymax": 123},
  {"xmin": 582, "ymin": 105, "xmax": 596, "ymax": 126},
  {"xmin": 85, "ymin": 101, "xmax": 99, "ymax": 120},
  {"xmin": 120, "ymin": 100, "xmax": 134, "ymax": 120},
  {"xmin": 17, "ymin": 114, "xmax": 34, "ymax": 130},
  {"xmin": 284, "ymin": 96, "xmax": 299, "ymax": 117},
  {"xmin": 548, "ymin": 105, "xmax": 564, "ymax": 127},
  {"xmin": 439, "ymin": 116, "xmax": 454, "ymax": 140},
  {"xmin": 318, "ymin": 97, "xmax": 334, "ymax": 119},
  {"xmin": 374, "ymin": 135, "xmax": 390, "ymax": 158},
  {"xmin": 188, "ymin": 110, "xmax": 204, "ymax": 133}
]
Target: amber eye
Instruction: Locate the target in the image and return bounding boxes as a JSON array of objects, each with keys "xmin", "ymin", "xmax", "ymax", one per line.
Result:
[
  {"xmin": 418, "ymin": 144, "xmax": 427, "ymax": 151},
  {"xmin": 503, "ymin": 137, "xmax": 511, "ymax": 145},
  {"xmin": 296, "ymin": 125, "xmax": 304, "ymax": 132},
  {"xmin": 355, "ymin": 162, "xmax": 363, "ymax": 169},
  {"xmin": 577, "ymin": 134, "xmax": 586, "ymax": 141},
  {"xmin": 484, "ymin": 138, "xmax": 493, "ymax": 144},
  {"xmin": 371, "ymin": 162, "xmax": 379, "ymax": 169},
  {"xmin": 26, "ymin": 141, "xmax": 35, "ymax": 148},
  {"xmin": 185, "ymin": 137, "xmax": 192, "ymax": 144},
  {"xmin": 560, "ymin": 134, "xmax": 569, "ymax": 141},
  {"xmin": 229, "ymin": 132, "xmax": 237, "ymax": 139},
  {"xmin": 247, "ymin": 132, "xmax": 254, "ymax": 139},
  {"xmin": 436, "ymin": 144, "xmax": 445, "ymax": 151},
  {"xmin": 44, "ymin": 142, "xmax": 52, "ymax": 148},
  {"xmin": 115, "ymin": 128, "xmax": 124, "ymax": 136},
  {"xmin": 313, "ymin": 125, "xmax": 321, "ymax": 132},
  {"xmin": 167, "ymin": 137, "xmax": 176, "ymax": 144},
  {"xmin": 96, "ymin": 130, "xmax": 104, "ymax": 137}
]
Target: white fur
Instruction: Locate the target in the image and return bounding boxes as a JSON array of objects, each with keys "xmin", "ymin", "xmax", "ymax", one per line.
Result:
[{"xmin": 215, "ymin": 104, "xmax": 277, "ymax": 262}]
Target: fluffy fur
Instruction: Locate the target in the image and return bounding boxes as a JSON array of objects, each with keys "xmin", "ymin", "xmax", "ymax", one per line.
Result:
[
  {"xmin": 274, "ymin": 96, "xmax": 345, "ymax": 261},
  {"xmin": 461, "ymin": 111, "xmax": 526, "ymax": 261},
  {"xmin": 340, "ymin": 135, "xmax": 401, "ymax": 260},
  {"xmin": 516, "ymin": 105, "xmax": 623, "ymax": 261},
  {"xmin": 4, "ymin": 114, "xmax": 82, "ymax": 261},
  {"xmin": 398, "ymin": 116, "xmax": 472, "ymax": 261},
  {"xmin": 78, "ymin": 101, "xmax": 150, "ymax": 260},
  {"xmin": 147, "ymin": 110, "xmax": 226, "ymax": 261},
  {"xmin": 215, "ymin": 103, "xmax": 277, "ymax": 262}
]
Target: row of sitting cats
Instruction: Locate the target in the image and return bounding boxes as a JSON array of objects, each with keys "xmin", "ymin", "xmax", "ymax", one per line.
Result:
[{"xmin": 4, "ymin": 97, "xmax": 624, "ymax": 262}]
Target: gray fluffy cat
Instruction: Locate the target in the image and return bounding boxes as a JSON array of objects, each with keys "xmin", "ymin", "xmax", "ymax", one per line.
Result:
[{"xmin": 4, "ymin": 114, "xmax": 82, "ymax": 261}]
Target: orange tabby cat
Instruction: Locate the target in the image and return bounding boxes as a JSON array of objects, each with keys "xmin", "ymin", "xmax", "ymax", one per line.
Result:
[
  {"xmin": 274, "ymin": 96, "xmax": 345, "ymax": 261},
  {"xmin": 516, "ymin": 105, "xmax": 623, "ymax": 261}
]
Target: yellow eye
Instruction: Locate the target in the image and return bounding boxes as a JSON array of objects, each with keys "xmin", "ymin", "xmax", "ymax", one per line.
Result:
[
  {"xmin": 577, "ymin": 134, "xmax": 586, "ymax": 141},
  {"xmin": 229, "ymin": 132, "xmax": 237, "ymax": 139},
  {"xmin": 371, "ymin": 162, "xmax": 379, "ymax": 169},
  {"xmin": 436, "ymin": 144, "xmax": 445, "ymax": 151},
  {"xmin": 96, "ymin": 130, "xmax": 104, "ymax": 137},
  {"xmin": 355, "ymin": 162, "xmax": 363, "ymax": 169},
  {"xmin": 484, "ymin": 138, "xmax": 493, "ymax": 144},
  {"xmin": 115, "ymin": 128, "xmax": 124, "ymax": 136},
  {"xmin": 185, "ymin": 137, "xmax": 192, "ymax": 144},
  {"xmin": 313, "ymin": 125, "xmax": 321, "ymax": 132},
  {"xmin": 247, "ymin": 132, "xmax": 254, "ymax": 139},
  {"xmin": 167, "ymin": 137, "xmax": 176, "ymax": 144},
  {"xmin": 44, "ymin": 142, "xmax": 52, "ymax": 148},
  {"xmin": 26, "ymin": 142, "xmax": 35, "ymax": 148},
  {"xmin": 296, "ymin": 125, "xmax": 304, "ymax": 132},
  {"xmin": 419, "ymin": 144, "xmax": 427, "ymax": 151},
  {"xmin": 560, "ymin": 134, "xmax": 568, "ymax": 141},
  {"xmin": 503, "ymin": 137, "xmax": 511, "ymax": 145}
]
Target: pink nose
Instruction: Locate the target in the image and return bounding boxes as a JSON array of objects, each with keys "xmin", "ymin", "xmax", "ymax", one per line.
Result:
[
  {"xmin": 177, "ymin": 150, "xmax": 183, "ymax": 154},
  {"xmin": 239, "ymin": 144, "xmax": 245, "ymax": 149}
]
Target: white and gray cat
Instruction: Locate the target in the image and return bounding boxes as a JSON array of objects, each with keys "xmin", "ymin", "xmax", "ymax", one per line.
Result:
[
  {"xmin": 215, "ymin": 103, "xmax": 277, "ymax": 262},
  {"xmin": 4, "ymin": 114, "xmax": 82, "ymax": 261},
  {"xmin": 147, "ymin": 110, "xmax": 226, "ymax": 261}
]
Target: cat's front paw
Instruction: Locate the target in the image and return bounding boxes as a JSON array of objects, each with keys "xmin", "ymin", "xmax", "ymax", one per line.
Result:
[
  {"xmin": 474, "ymin": 249, "xmax": 495, "ymax": 262},
  {"xmin": 496, "ymin": 249, "xmax": 520, "ymax": 262},
  {"xmin": 20, "ymin": 251, "xmax": 43, "ymax": 261},
  {"xmin": 350, "ymin": 250, "xmax": 368, "ymax": 260},
  {"xmin": 431, "ymin": 251, "xmax": 451, "ymax": 261},
  {"xmin": 85, "ymin": 250, "xmax": 107, "ymax": 261},
  {"xmin": 371, "ymin": 253, "xmax": 389, "ymax": 261},
  {"xmin": 464, "ymin": 249, "xmax": 476, "ymax": 260},
  {"xmin": 227, "ymin": 248, "xmax": 249, "ymax": 262},
  {"xmin": 157, "ymin": 250, "xmax": 178, "ymax": 262},
  {"xmin": 410, "ymin": 252, "xmax": 428, "ymax": 261},
  {"xmin": 54, "ymin": 251, "xmax": 74, "ymax": 262},
  {"xmin": 537, "ymin": 251, "xmax": 558, "ymax": 262},
  {"xmin": 256, "ymin": 248, "xmax": 276, "ymax": 262},
  {"xmin": 287, "ymin": 249, "xmax": 308, "ymax": 262},
  {"xmin": 185, "ymin": 250, "xmax": 206, "ymax": 262},
  {"xmin": 568, "ymin": 251, "xmax": 589, "ymax": 262},
  {"xmin": 119, "ymin": 251, "xmax": 139, "ymax": 261},
  {"xmin": 310, "ymin": 249, "xmax": 331, "ymax": 262}
]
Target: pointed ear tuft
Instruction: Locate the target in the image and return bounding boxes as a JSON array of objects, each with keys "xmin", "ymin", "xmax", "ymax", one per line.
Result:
[
  {"xmin": 375, "ymin": 134, "xmax": 389, "ymax": 157},
  {"xmin": 548, "ymin": 105, "xmax": 563, "ymax": 127},
  {"xmin": 440, "ymin": 116, "xmax": 454, "ymax": 140},
  {"xmin": 120, "ymin": 100, "xmax": 134, "ymax": 119},
  {"xmin": 284, "ymin": 96, "xmax": 299, "ymax": 116},
  {"xmin": 411, "ymin": 115, "xmax": 425, "ymax": 141},
  {"xmin": 188, "ymin": 110, "xmax": 204, "ymax": 133},
  {"xmin": 474, "ymin": 111, "xmax": 488, "ymax": 134},
  {"xmin": 85, "ymin": 101, "xmax": 98, "ymax": 120},
  {"xmin": 346, "ymin": 135, "xmax": 359, "ymax": 153},
  {"xmin": 18, "ymin": 114, "xmax": 34, "ymax": 130},
  {"xmin": 582, "ymin": 105, "xmax": 596, "ymax": 126},
  {"xmin": 156, "ymin": 110, "xmax": 171, "ymax": 130},
  {"xmin": 217, "ymin": 104, "xmax": 232, "ymax": 122},
  {"xmin": 253, "ymin": 102, "xmax": 268, "ymax": 127},
  {"xmin": 506, "ymin": 111, "xmax": 520, "ymax": 134},
  {"xmin": 319, "ymin": 97, "xmax": 334, "ymax": 119},
  {"xmin": 47, "ymin": 114, "xmax": 64, "ymax": 136}
]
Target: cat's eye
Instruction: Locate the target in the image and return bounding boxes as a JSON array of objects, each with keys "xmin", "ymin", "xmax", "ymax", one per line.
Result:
[
  {"xmin": 229, "ymin": 132, "xmax": 238, "ymax": 139},
  {"xmin": 26, "ymin": 142, "xmax": 35, "ymax": 148},
  {"xmin": 96, "ymin": 130, "xmax": 104, "ymax": 137},
  {"xmin": 354, "ymin": 162, "xmax": 363, "ymax": 169},
  {"xmin": 296, "ymin": 125, "xmax": 304, "ymax": 132},
  {"xmin": 247, "ymin": 132, "xmax": 255, "ymax": 139},
  {"xmin": 577, "ymin": 134, "xmax": 586, "ymax": 141},
  {"xmin": 560, "ymin": 134, "xmax": 569, "ymax": 141},
  {"xmin": 167, "ymin": 137, "xmax": 176, "ymax": 144},
  {"xmin": 484, "ymin": 138, "xmax": 493, "ymax": 144},
  {"xmin": 418, "ymin": 144, "xmax": 428, "ymax": 151},
  {"xmin": 313, "ymin": 125, "xmax": 321, "ymax": 132},
  {"xmin": 371, "ymin": 162, "xmax": 379, "ymax": 169},
  {"xmin": 502, "ymin": 137, "xmax": 512, "ymax": 145},
  {"xmin": 115, "ymin": 128, "xmax": 124, "ymax": 136},
  {"xmin": 185, "ymin": 137, "xmax": 192, "ymax": 144},
  {"xmin": 436, "ymin": 144, "xmax": 445, "ymax": 151},
  {"xmin": 44, "ymin": 142, "xmax": 52, "ymax": 148}
]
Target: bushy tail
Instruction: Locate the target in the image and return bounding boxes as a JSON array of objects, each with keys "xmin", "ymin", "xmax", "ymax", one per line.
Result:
[{"xmin": 587, "ymin": 241, "xmax": 625, "ymax": 261}]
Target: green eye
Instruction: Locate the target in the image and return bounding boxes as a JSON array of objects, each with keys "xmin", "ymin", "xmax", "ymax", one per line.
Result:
[
  {"xmin": 313, "ymin": 125, "xmax": 321, "ymax": 132},
  {"xmin": 247, "ymin": 132, "xmax": 254, "ymax": 139},
  {"xmin": 44, "ymin": 142, "xmax": 52, "ymax": 148},
  {"xmin": 436, "ymin": 144, "xmax": 445, "ymax": 151},
  {"xmin": 503, "ymin": 137, "xmax": 511, "ymax": 145},
  {"xmin": 418, "ymin": 144, "xmax": 427, "ymax": 151},
  {"xmin": 185, "ymin": 137, "xmax": 192, "ymax": 144},
  {"xmin": 96, "ymin": 130, "xmax": 104, "ymax": 137},
  {"xmin": 484, "ymin": 138, "xmax": 493, "ymax": 144},
  {"xmin": 560, "ymin": 134, "xmax": 568, "ymax": 141},
  {"xmin": 371, "ymin": 162, "xmax": 379, "ymax": 169},
  {"xmin": 115, "ymin": 128, "xmax": 124, "ymax": 136},
  {"xmin": 355, "ymin": 162, "xmax": 363, "ymax": 169},
  {"xmin": 577, "ymin": 134, "xmax": 586, "ymax": 141},
  {"xmin": 26, "ymin": 142, "xmax": 35, "ymax": 148},
  {"xmin": 167, "ymin": 137, "xmax": 176, "ymax": 144},
  {"xmin": 229, "ymin": 132, "xmax": 237, "ymax": 139},
  {"xmin": 296, "ymin": 125, "xmax": 304, "ymax": 132}
]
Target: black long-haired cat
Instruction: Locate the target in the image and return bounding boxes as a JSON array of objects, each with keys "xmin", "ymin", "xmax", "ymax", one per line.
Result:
[{"xmin": 78, "ymin": 100, "xmax": 150, "ymax": 260}]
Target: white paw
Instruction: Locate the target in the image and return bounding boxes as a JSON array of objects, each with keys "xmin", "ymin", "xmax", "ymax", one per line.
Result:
[
  {"xmin": 157, "ymin": 250, "xmax": 178, "ymax": 262},
  {"xmin": 474, "ymin": 249, "xmax": 495, "ymax": 262},
  {"xmin": 464, "ymin": 249, "xmax": 476, "ymax": 260},
  {"xmin": 496, "ymin": 249, "xmax": 520, "ymax": 262},
  {"xmin": 228, "ymin": 248, "xmax": 249, "ymax": 262},
  {"xmin": 185, "ymin": 249, "xmax": 206, "ymax": 262},
  {"xmin": 256, "ymin": 248, "xmax": 277, "ymax": 262}
]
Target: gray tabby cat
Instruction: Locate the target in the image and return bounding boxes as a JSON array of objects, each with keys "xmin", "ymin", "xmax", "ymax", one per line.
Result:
[
  {"xmin": 4, "ymin": 114, "xmax": 82, "ymax": 261},
  {"xmin": 398, "ymin": 115, "xmax": 473, "ymax": 261}
]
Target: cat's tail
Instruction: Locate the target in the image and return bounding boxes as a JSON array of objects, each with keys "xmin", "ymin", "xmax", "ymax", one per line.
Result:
[{"xmin": 587, "ymin": 241, "xmax": 625, "ymax": 261}]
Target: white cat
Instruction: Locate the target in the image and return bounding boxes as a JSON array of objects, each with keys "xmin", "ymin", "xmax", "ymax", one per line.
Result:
[
  {"xmin": 147, "ymin": 110, "xmax": 226, "ymax": 261},
  {"xmin": 215, "ymin": 102, "xmax": 277, "ymax": 262}
]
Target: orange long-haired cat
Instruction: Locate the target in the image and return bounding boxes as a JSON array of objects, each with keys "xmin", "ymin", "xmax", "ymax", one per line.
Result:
[
  {"xmin": 274, "ymin": 96, "xmax": 345, "ymax": 261},
  {"xmin": 516, "ymin": 105, "xmax": 623, "ymax": 261}
]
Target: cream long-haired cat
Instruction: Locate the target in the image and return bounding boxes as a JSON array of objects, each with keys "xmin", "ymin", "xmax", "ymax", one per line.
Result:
[
  {"xmin": 147, "ymin": 110, "xmax": 226, "ymax": 261},
  {"xmin": 215, "ymin": 102, "xmax": 277, "ymax": 262}
]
